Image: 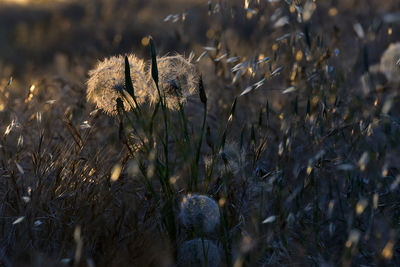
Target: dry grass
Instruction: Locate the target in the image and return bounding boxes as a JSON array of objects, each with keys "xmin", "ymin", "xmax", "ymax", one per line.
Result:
[{"xmin": 0, "ymin": 0, "xmax": 399, "ymax": 266}]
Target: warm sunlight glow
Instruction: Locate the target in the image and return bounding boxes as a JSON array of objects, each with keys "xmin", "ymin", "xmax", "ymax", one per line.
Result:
[
  {"xmin": 3, "ymin": 0, "xmax": 68, "ymax": 5},
  {"xmin": 3, "ymin": 0, "xmax": 29, "ymax": 4}
]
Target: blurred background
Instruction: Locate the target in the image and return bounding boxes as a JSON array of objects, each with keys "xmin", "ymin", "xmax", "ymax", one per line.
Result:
[
  {"xmin": 0, "ymin": 0, "xmax": 398, "ymax": 124},
  {"xmin": 0, "ymin": 0, "xmax": 398, "ymax": 79},
  {"xmin": 0, "ymin": 0, "xmax": 206, "ymax": 78}
]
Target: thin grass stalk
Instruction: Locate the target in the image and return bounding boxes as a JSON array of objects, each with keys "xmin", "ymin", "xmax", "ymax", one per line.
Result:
[
  {"xmin": 149, "ymin": 36, "xmax": 170, "ymax": 191},
  {"xmin": 138, "ymin": 159, "xmax": 159, "ymax": 201},
  {"xmin": 177, "ymin": 102, "xmax": 190, "ymax": 144},
  {"xmin": 148, "ymin": 101, "xmax": 160, "ymax": 145},
  {"xmin": 205, "ymin": 97, "xmax": 237, "ymax": 184},
  {"xmin": 116, "ymin": 97, "xmax": 149, "ymax": 155},
  {"xmin": 191, "ymin": 76, "xmax": 207, "ymax": 191},
  {"xmin": 149, "ymin": 36, "xmax": 177, "ymax": 254},
  {"xmin": 220, "ymin": 204, "xmax": 231, "ymax": 267},
  {"xmin": 200, "ymin": 236, "xmax": 209, "ymax": 266}
]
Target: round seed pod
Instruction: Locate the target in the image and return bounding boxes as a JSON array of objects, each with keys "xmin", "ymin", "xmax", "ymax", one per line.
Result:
[
  {"xmin": 177, "ymin": 238, "xmax": 221, "ymax": 267},
  {"xmin": 87, "ymin": 54, "xmax": 148, "ymax": 115},
  {"xmin": 179, "ymin": 194, "xmax": 220, "ymax": 233},
  {"xmin": 147, "ymin": 55, "xmax": 199, "ymax": 110}
]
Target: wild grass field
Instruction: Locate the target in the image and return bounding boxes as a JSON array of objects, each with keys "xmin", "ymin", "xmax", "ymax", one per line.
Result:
[{"xmin": 0, "ymin": 0, "xmax": 399, "ymax": 266}]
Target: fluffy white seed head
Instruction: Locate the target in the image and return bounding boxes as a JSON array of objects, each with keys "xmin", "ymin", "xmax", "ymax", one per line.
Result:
[
  {"xmin": 87, "ymin": 54, "xmax": 148, "ymax": 115},
  {"xmin": 205, "ymin": 141, "xmax": 247, "ymax": 177},
  {"xmin": 177, "ymin": 239, "xmax": 221, "ymax": 267},
  {"xmin": 179, "ymin": 194, "xmax": 220, "ymax": 233},
  {"xmin": 147, "ymin": 55, "xmax": 199, "ymax": 110},
  {"xmin": 380, "ymin": 42, "xmax": 400, "ymax": 84}
]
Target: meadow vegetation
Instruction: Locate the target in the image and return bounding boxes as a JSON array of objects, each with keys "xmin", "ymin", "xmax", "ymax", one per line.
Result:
[{"xmin": 0, "ymin": 0, "xmax": 399, "ymax": 266}]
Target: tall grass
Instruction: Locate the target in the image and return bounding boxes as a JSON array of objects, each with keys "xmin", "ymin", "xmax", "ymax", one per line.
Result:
[{"xmin": 0, "ymin": 0, "xmax": 399, "ymax": 266}]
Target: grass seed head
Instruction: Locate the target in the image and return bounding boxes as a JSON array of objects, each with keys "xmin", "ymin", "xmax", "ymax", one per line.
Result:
[
  {"xmin": 380, "ymin": 42, "xmax": 400, "ymax": 84},
  {"xmin": 87, "ymin": 54, "xmax": 148, "ymax": 115},
  {"xmin": 179, "ymin": 194, "xmax": 220, "ymax": 233}
]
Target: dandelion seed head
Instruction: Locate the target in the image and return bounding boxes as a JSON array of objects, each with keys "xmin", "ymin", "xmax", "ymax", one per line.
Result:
[
  {"xmin": 87, "ymin": 54, "xmax": 147, "ymax": 115},
  {"xmin": 179, "ymin": 194, "xmax": 220, "ymax": 233},
  {"xmin": 147, "ymin": 55, "xmax": 199, "ymax": 110},
  {"xmin": 206, "ymin": 141, "xmax": 246, "ymax": 177},
  {"xmin": 177, "ymin": 239, "xmax": 221, "ymax": 267}
]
